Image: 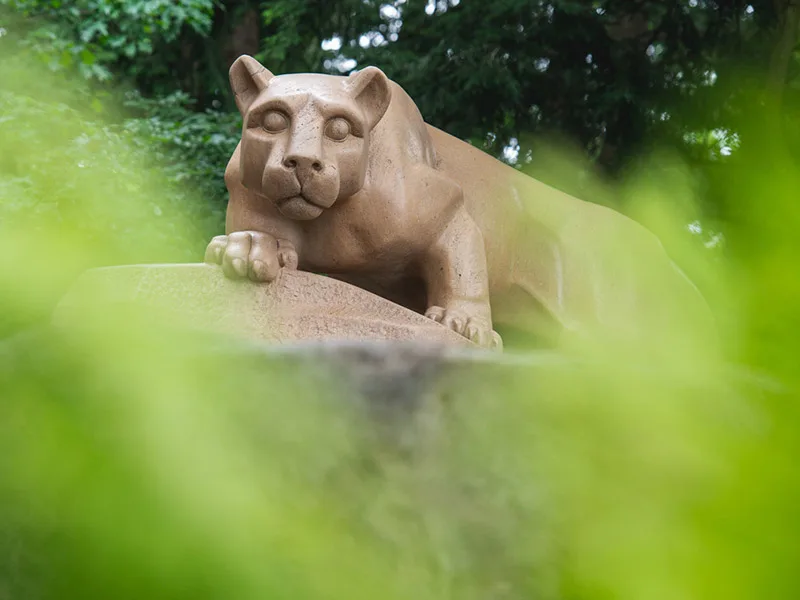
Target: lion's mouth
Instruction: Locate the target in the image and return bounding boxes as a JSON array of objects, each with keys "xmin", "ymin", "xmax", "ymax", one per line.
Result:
[
  {"xmin": 275, "ymin": 194, "xmax": 326, "ymax": 220},
  {"xmin": 281, "ymin": 192, "xmax": 325, "ymax": 208}
]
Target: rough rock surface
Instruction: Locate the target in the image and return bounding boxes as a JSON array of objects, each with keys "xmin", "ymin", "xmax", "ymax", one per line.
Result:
[{"xmin": 53, "ymin": 263, "xmax": 475, "ymax": 347}]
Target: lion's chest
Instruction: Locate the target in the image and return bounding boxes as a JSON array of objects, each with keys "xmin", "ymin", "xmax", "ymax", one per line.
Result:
[
  {"xmin": 299, "ymin": 190, "xmax": 434, "ymax": 275},
  {"xmin": 300, "ymin": 220, "xmax": 415, "ymax": 275}
]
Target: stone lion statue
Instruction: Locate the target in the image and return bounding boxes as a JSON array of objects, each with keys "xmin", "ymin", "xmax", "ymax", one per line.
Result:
[{"xmin": 206, "ymin": 55, "xmax": 715, "ymax": 349}]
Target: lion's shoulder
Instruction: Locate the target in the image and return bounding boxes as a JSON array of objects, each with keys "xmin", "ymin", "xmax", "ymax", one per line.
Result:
[{"xmin": 369, "ymin": 80, "xmax": 437, "ymax": 169}]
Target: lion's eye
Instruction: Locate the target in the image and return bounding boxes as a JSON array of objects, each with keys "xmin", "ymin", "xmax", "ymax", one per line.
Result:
[
  {"xmin": 263, "ymin": 111, "xmax": 289, "ymax": 133},
  {"xmin": 325, "ymin": 117, "xmax": 351, "ymax": 141}
]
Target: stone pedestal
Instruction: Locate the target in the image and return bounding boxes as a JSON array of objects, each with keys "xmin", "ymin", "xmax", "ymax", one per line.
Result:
[{"xmin": 53, "ymin": 263, "xmax": 474, "ymax": 348}]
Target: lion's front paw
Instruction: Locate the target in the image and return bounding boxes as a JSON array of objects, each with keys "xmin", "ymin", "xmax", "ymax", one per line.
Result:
[
  {"xmin": 204, "ymin": 231, "xmax": 298, "ymax": 282},
  {"xmin": 424, "ymin": 306, "xmax": 503, "ymax": 350}
]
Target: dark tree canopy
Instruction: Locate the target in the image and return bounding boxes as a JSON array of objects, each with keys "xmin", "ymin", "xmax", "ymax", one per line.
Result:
[{"xmin": 170, "ymin": 1, "xmax": 800, "ymax": 173}]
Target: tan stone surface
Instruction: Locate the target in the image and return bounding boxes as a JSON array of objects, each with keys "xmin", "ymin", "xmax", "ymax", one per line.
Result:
[{"xmin": 53, "ymin": 263, "xmax": 475, "ymax": 347}]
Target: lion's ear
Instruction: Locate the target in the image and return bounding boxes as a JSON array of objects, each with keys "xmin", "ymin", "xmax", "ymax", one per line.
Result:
[
  {"xmin": 344, "ymin": 66, "xmax": 392, "ymax": 129},
  {"xmin": 229, "ymin": 55, "xmax": 274, "ymax": 115}
]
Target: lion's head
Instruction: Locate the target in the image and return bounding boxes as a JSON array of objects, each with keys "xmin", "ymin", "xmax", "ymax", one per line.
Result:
[{"xmin": 229, "ymin": 55, "xmax": 392, "ymax": 221}]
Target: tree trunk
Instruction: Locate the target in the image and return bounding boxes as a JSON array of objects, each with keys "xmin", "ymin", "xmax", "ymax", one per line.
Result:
[{"xmin": 766, "ymin": 1, "xmax": 800, "ymax": 136}]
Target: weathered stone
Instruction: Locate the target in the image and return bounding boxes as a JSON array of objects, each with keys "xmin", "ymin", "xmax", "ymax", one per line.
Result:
[{"xmin": 52, "ymin": 263, "xmax": 474, "ymax": 347}]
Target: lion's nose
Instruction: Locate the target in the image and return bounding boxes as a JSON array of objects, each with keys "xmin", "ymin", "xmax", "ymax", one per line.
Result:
[{"xmin": 284, "ymin": 155, "xmax": 323, "ymax": 172}]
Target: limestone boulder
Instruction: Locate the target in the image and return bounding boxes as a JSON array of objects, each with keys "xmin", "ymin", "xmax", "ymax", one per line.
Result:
[{"xmin": 53, "ymin": 263, "xmax": 474, "ymax": 348}]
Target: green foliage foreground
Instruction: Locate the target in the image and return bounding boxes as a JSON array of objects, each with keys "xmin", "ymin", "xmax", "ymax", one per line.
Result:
[{"xmin": 2, "ymin": 45, "xmax": 800, "ymax": 600}]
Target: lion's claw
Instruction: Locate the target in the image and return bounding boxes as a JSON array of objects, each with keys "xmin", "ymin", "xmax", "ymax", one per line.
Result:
[
  {"xmin": 425, "ymin": 306, "xmax": 502, "ymax": 350},
  {"xmin": 204, "ymin": 231, "xmax": 297, "ymax": 283}
]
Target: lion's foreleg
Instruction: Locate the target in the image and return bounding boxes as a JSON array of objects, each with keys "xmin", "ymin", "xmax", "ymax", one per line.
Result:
[{"xmin": 420, "ymin": 205, "xmax": 500, "ymax": 348}]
